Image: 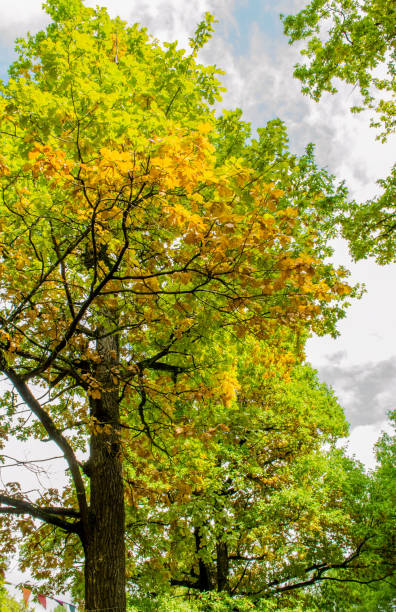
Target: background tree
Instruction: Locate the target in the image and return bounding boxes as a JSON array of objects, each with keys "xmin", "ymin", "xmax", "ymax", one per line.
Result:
[
  {"xmin": 0, "ymin": 570, "xmax": 29, "ymax": 612},
  {"xmin": 341, "ymin": 160, "xmax": 396, "ymax": 264},
  {"xmin": 282, "ymin": 0, "xmax": 395, "ymax": 141},
  {"xmin": 282, "ymin": 0, "xmax": 396, "ymax": 266},
  {"xmin": 0, "ymin": 0, "xmax": 353, "ymax": 609},
  {"xmin": 0, "ymin": 589, "xmax": 28, "ymax": 612},
  {"xmin": 123, "ymin": 345, "xmax": 395, "ymax": 608},
  {"xmin": 125, "ymin": 345, "xmax": 347, "ymax": 598},
  {"xmin": 287, "ymin": 411, "xmax": 396, "ymax": 612}
]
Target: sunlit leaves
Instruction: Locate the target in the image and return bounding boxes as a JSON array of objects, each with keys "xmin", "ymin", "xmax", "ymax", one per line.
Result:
[
  {"xmin": 282, "ymin": 1, "xmax": 396, "ymax": 267},
  {"xmin": 282, "ymin": 0, "xmax": 396, "ymax": 141},
  {"xmin": 0, "ymin": 0, "xmax": 361, "ymax": 602}
]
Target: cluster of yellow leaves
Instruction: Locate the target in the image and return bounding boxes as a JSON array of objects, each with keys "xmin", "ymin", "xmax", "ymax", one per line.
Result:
[
  {"xmin": 83, "ymin": 147, "xmax": 135, "ymax": 185},
  {"xmin": 17, "ymin": 134, "xmax": 352, "ymax": 334},
  {"xmin": 217, "ymin": 370, "xmax": 241, "ymax": 408},
  {"xmin": 27, "ymin": 142, "xmax": 74, "ymax": 179},
  {"xmin": 150, "ymin": 123, "xmax": 215, "ymax": 181},
  {"xmin": 0, "ymin": 154, "xmax": 10, "ymax": 176}
]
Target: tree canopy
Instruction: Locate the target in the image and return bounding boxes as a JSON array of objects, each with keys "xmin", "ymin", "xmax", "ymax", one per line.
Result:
[
  {"xmin": 282, "ymin": 0, "xmax": 396, "ymax": 266},
  {"xmin": 282, "ymin": 0, "xmax": 396, "ymax": 141},
  {"xmin": 0, "ymin": 1, "xmax": 394, "ymax": 610}
]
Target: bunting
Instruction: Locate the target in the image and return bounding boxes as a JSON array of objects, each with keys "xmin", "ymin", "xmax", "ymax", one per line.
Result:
[
  {"xmin": 1, "ymin": 576, "xmax": 78, "ymax": 610},
  {"xmin": 37, "ymin": 593, "xmax": 47, "ymax": 608},
  {"xmin": 22, "ymin": 586, "xmax": 32, "ymax": 606}
]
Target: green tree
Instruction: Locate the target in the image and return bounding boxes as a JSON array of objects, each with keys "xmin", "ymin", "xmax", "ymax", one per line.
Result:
[
  {"xmin": 341, "ymin": 164, "xmax": 396, "ymax": 264},
  {"xmin": 282, "ymin": 0, "xmax": 396, "ymax": 265},
  {"xmin": 121, "ymin": 351, "xmax": 395, "ymax": 608},
  {"xmin": 123, "ymin": 345, "xmax": 348, "ymax": 598},
  {"xmin": 290, "ymin": 412, "xmax": 396, "ymax": 611},
  {"xmin": 0, "ymin": 1, "xmax": 352, "ymax": 609},
  {"xmin": 282, "ymin": 0, "xmax": 396, "ymax": 141}
]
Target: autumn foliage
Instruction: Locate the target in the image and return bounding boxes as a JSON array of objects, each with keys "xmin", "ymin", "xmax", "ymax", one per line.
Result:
[{"xmin": 1, "ymin": 1, "xmax": 393, "ymax": 610}]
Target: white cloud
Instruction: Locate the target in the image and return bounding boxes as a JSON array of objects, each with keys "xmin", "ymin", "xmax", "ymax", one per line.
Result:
[
  {"xmin": 87, "ymin": 0, "xmax": 211, "ymax": 45},
  {"xmin": 343, "ymin": 420, "xmax": 392, "ymax": 470},
  {"xmin": 0, "ymin": 1, "xmax": 49, "ymax": 46},
  {"xmin": 306, "ymin": 237, "xmax": 396, "ymax": 367},
  {"xmin": 84, "ymin": 0, "xmax": 237, "ymax": 50},
  {"xmin": 0, "ymin": 0, "xmax": 46, "ymax": 24},
  {"xmin": 203, "ymin": 5, "xmax": 395, "ymax": 201},
  {"xmin": 314, "ymin": 355, "xmax": 396, "ymax": 427},
  {"xmin": 0, "ymin": 0, "xmax": 234, "ymax": 49}
]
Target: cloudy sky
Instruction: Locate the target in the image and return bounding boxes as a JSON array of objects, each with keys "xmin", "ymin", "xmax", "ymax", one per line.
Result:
[{"xmin": 0, "ymin": 0, "xmax": 395, "ymax": 606}]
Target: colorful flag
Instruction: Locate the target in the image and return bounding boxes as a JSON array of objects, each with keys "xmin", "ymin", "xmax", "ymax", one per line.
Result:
[
  {"xmin": 38, "ymin": 593, "xmax": 47, "ymax": 608},
  {"xmin": 54, "ymin": 599, "xmax": 66, "ymax": 608},
  {"xmin": 69, "ymin": 605, "xmax": 76, "ymax": 612},
  {"xmin": 22, "ymin": 587, "xmax": 32, "ymax": 607}
]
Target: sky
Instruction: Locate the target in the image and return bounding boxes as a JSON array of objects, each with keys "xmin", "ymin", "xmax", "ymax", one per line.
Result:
[{"xmin": 0, "ymin": 0, "xmax": 395, "ymax": 608}]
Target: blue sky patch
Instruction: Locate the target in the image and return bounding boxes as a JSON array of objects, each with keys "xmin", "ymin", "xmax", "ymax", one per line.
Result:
[{"xmin": 230, "ymin": 0, "xmax": 283, "ymax": 54}]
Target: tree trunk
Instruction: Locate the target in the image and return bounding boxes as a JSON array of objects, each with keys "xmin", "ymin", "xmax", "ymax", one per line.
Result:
[
  {"xmin": 216, "ymin": 540, "xmax": 229, "ymax": 591},
  {"xmin": 83, "ymin": 331, "xmax": 126, "ymax": 611},
  {"xmin": 194, "ymin": 527, "xmax": 212, "ymax": 591}
]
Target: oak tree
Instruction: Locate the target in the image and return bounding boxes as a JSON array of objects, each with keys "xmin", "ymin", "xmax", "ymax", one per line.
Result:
[{"xmin": 0, "ymin": 1, "xmax": 353, "ymax": 608}]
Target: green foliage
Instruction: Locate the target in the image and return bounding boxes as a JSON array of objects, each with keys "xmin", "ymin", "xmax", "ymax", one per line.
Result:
[
  {"xmin": 189, "ymin": 12, "xmax": 218, "ymax": 55},
  {"xmin": 122, "ymin": 347, "xmax": 395, "ymax": 605},
  {"xmin": 341, "ymin": 165, "xmax": 396, "ymax": 263},
  {"xmin": 0, "ymin": 1, "xmax": 392, "ymax": 608},
  {"xmin": 282, "ymin": 1, "xmax": 396, "ymax": 265},
  {"xmin": 124, "ymin": 347, "xmax": 349, "ymax": 595},
  {"xmin": 279, "ymin": 413, "xmax": 396, "ymax": 611},
  {"xmin": 128, "ymin": 591, "xmax": 309, "ymax": 611},
  {"xmin": 306, "ymin": 579, "xmax": 396, "ymax": 611},
  {"xmin": 282, "ymin": 0, "xmax": 396, "ymax": 141},
  {"xmin": 0, "ymin": 584, "xmax": 28, "ymax": 612}
]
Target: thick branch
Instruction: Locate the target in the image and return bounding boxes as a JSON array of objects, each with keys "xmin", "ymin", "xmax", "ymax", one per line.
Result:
[
  {"xmin": 137, "ymin": 338, "xmax": 187, "ymax": 377},
  {"xmin": 0, "ymin": 358, "xmax": 88, "ymax": 528},
  {"xmin": 0, "ymin": 494, "xmax": 80, "ymax": 533},
  {"xmin": 270, "ymin": 570, "xmax": 395, "ymax": 595}
]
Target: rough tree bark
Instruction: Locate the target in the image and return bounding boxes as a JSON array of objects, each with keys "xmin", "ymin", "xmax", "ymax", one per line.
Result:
[
  {"xmin": 216, "ymin": 540, "xmax": 229, "ymax": 592},
  {"xmin": 194, "ymin": 527, "xmax": 212, "ymax": 591},
  {"xmin": 82, "ymin": 330, "xmax": 126, "ymax": 611}
]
